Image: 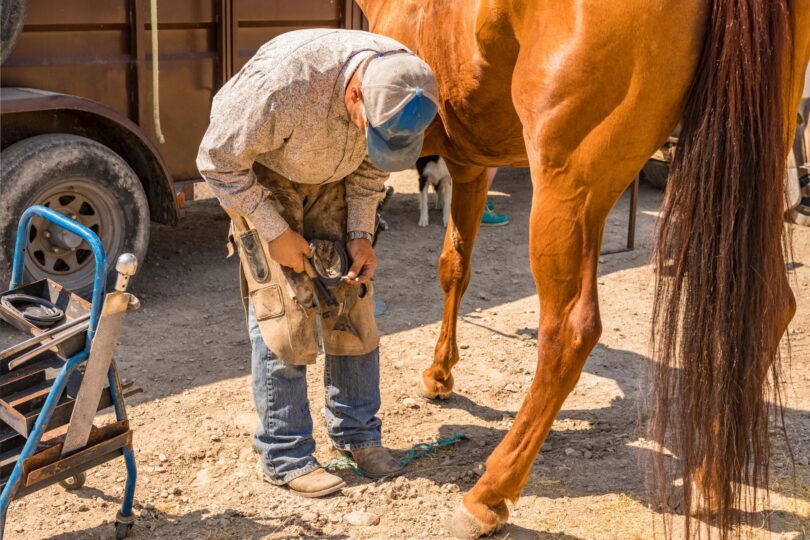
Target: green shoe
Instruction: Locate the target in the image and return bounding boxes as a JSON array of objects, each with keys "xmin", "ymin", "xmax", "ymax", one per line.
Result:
[
  {"xmin": 486, "ymin": 200, "xmax": 495, "ymax": 212},
  {"xmin": 481, "ymin": 207, "xmax": 510, "ymax": 226}
]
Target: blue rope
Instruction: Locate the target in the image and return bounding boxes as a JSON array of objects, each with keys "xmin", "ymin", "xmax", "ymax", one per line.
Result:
[{"xmin": 324, "ymin": 433, "xmax": 470, "ymax": 477}]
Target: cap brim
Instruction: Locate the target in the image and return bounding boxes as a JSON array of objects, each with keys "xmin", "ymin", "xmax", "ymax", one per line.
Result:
[{"xmin": 366, "ymin": 125, "xmax": 424, "ymax": 172}]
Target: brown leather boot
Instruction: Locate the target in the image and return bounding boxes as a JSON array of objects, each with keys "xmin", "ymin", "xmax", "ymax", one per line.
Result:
[
  {"xmin": 256, "ymin": 462, "xmax": 345, "ymax": 498},
  {"xmin": 350, "ymin": 446, "xmax": 403, "ymax": 479}
]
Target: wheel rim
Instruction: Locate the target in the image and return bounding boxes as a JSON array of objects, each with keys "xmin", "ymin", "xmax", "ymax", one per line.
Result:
[{"xmin": 24, "ymin": 178, "xmax": 124, "ymax": 291}]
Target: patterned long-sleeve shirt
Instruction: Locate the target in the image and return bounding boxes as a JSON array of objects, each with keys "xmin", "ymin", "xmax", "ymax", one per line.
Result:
[{"xmin": 197, "ymin": 29, "xmax": 409, "ymax": 241}]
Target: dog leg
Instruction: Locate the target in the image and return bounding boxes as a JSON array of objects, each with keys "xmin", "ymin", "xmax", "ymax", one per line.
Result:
[
  {"xmin": 419, "ymin": 180, "xmax": 430, "ymax": 227},
  {"xmin": 441, "ymin": 178, "xmax": 452, "ymax": 227}
]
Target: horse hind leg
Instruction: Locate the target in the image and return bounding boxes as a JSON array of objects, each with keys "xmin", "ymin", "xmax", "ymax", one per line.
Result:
[{"xmin": 421, "ymin": 164, "xmax": 488, "ymax": 398}]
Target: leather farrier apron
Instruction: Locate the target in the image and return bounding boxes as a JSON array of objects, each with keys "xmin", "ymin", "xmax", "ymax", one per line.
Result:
[{"xmin": 226, "ymin": 165, "xmax": 379, "ymax": 365}]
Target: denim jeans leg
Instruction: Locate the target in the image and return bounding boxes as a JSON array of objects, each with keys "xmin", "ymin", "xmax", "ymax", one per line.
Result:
[
  {"xmin": 324, "ymin": 347, "xmax": 383, "ymax": 451},
  {"xmin": 249, "ymin": 301, "xmax": 320, "ymax": 484}
]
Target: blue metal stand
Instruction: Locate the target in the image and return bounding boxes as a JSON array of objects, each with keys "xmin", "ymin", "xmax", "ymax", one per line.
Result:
[{"xmin": 0, "ymin": 205, "xmax": 137, "ymax": 539}]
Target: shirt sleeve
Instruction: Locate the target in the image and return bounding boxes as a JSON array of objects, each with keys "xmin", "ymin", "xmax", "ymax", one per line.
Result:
[
  {"xmin": 345, "ymin": 158, "xmax": 389, "ymax": 236},
  {"xmin": 196, "ymin": 80, "xmax": 297, "ymax": 242}
]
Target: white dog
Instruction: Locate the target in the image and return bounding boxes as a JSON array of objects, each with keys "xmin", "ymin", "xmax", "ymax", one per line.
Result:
[{"xmin": 415, "ymin": 155, "xmax": 451, "ymax": 227}]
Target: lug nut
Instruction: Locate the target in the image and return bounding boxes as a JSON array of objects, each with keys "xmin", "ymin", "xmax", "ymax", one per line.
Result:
[
  {"xmin": 44, "ymin": 231, "xmax": 52, "ymax": 239},
  {"xmin": 52, "ymin": 247, "xmax": 61, "ymax": 253}
]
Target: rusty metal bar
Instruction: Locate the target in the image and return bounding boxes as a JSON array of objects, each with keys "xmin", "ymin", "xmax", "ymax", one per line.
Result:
[
  {"xmin": 0, "ymin": 368, "xmax": 45, "ymax": 398},
  {"xmin": 131, "ymin": 0, "xmax": 147, "ymax": 125},
  {"xmin": 0, "ymin": 314, "xmax": 89, "ymax": 363},
  {"xmin": 627, "ymin": 174, "xmax": 639, "ymax": 250},
  {"xmin": 26, "ymin": 431, "xmax": 132, "ymax": 487},
  {"xmin": 6, "ymin": 323, "xmax": 89, "ymax": 371}
]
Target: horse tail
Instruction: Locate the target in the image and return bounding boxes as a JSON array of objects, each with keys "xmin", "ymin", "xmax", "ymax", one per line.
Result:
[{"xmin": 651, "ymin": 0, "xmax": 791, "ymax": 536}]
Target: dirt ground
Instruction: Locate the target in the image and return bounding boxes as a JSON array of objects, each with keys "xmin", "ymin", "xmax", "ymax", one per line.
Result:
[{"xmin": 2, "ymin": 168, "xmax": 809, "ymax": 539}]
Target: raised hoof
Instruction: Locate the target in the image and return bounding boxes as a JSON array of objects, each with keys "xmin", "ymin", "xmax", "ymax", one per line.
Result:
[
  {"xmin": 419, "ymin": 372, "xmax": 454, "ymax": 400},
  {"xmin": 446, "ymin": 502, "xmax": 502, "ymax": 539}
]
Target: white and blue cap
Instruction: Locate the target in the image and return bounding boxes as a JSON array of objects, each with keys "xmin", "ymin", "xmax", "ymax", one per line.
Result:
[{"xmin": 362, "ymin": 51, "xmax": 439, "ymax": 172}]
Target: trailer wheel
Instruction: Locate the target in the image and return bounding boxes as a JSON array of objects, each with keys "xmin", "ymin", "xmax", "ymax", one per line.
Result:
[
  {"xmin": 640, "ymin": 160, "xmax": 670, "ymax": 190},
  {"xmin": 0, "ymin": 0, "xmax": 27, "ymax": 64},
  {"xmin": 0, "ymin": 134, "xmax": 150, "ymax": 296},
  {"xmin": 59, "ymin": 472, "xmax": 86, "ymax": 491}
]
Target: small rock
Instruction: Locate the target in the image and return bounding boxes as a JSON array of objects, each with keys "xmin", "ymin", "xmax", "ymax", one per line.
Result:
[
  {"xmin": 172, "ymin": 486, "xmax": 182, "ymax": 496},
  {"xmin": 158, "ymin": 453, "xmax": 168, "ymax": 463},
  {"xmin": 234, "ymin": 412, "xmax": 257, "ymax": 434},
  {"xmin": 402, "ymin": 397, "xmax": 420, "ymax": 409},
  {"xmin": 344, "ymin": 510, "xmax": 380, "ymax": 526},
  {"xmin": 473, "ymin": 462, "xmax": 486, "ymax": 476},
  {"xmin": 192, "ymin": 468, "xmax": 211, "ymax": 488},
  {"xmin": 798, "ymin": 456, "xmax": 809, "ymax": 466},
  {"xmin": 583, "ymin": 450, "xmax": 593, "ymax": 459},
  {"xmin": 300, "ymin": 511, "xmax": 319, "ymax": 522},
  {"xmin": 542, "ymin": 442, "xmax": 552, "ymax": 452},
  {"xmin": 503, "ymin": 383, "xmax": 519, "ymax": 393},
  {"xmin": 564, "ymin": 448, "xmax": 580, "ymax": 457},
  {"xmin": 210, "ymin": 435, "xmax": 221, "ymax": 442},
  {"xmin": 460, "ymin": 344, "xmax": 470, "ymax": 350}
]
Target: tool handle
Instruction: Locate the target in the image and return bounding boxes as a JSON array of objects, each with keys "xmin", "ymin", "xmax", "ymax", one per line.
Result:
[{"xmin": 303, "ymin": 258, "xmax": 318, "ymax": 279}]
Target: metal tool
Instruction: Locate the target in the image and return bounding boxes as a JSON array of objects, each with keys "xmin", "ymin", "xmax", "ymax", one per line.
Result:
[
  {"xmin": 61, "ymin": 254, "xmax": 138, "ymax": 457},
  {"xmin": 0, "ymin": 313, "xmax": 90, "ymax": 362},
  {"xmin": 5, "ymin": 323, "xmax": 89, "ymax": 370}
]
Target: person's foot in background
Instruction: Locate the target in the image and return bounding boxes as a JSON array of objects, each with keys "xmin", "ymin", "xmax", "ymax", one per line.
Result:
[
  {"xmin": 482, "ymin": 200, "xmax": 510, "ymax": 226},
  {"xmin": 481, "ymin": 168, "xmax": 511, "ymax": 226}
]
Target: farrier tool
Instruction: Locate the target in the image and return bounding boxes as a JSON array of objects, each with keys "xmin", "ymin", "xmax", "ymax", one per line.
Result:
[{"xmin": 298, "ymin": 185, "xmax": 395, "ymax": 328}]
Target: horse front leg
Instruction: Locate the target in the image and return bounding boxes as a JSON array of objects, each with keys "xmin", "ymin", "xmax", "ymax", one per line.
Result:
[{"xmin": 421, "ymin": 164, "xmax": 488, "ymax": 399}]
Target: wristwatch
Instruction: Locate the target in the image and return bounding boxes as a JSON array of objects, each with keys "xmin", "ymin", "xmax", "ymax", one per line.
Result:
[{"xmin": 347, "ymin": 231, "xmax": 374, "ymax": 243}]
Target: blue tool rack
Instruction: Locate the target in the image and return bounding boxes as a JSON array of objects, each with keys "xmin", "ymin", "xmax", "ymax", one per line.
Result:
[{"xmin": 0, "ymin": 206, "xmax": 137, "ymax": 539}]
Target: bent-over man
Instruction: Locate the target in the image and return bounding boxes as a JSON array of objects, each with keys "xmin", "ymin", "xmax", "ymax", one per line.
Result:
[{"xmin": 197, "ymin": 28, "xmax": 438, "ymax": 498}]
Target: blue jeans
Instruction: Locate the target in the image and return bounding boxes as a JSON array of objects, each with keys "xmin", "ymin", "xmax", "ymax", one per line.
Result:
[{"xmin": 248, "ymin": 302, "xmax": 382, "ymax": 484}]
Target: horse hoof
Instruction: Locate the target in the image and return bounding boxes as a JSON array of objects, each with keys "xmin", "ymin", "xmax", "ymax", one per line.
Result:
[
  {"xmin": 419, "ymin": 375, "xmax": 453, "ymax": 400},
  {"xmin": 446, "ymin": 502, "xmax": 500, "ymax": 539}
]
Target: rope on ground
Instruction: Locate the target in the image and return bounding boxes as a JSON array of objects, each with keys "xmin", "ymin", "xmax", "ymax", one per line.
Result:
[{"xmin": 324, "ymin": 433, "xmax": 470, "ymax": 477}]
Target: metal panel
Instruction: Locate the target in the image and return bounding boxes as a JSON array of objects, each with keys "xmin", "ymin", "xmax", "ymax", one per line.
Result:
[{"xmin": 1, "ymin": 1, "xmax": 364, "ymax": 185}]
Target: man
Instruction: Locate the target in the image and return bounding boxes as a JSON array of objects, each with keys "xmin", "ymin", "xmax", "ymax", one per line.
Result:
[{"xmin": 197, "ymin": 29, "xmax": 438, "ymax": 498}]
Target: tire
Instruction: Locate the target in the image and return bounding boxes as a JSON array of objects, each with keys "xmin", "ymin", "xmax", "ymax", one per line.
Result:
[
  {"xmin": 59, "ymin": 472, "xmax": 86, "ymax": 491},
  {"xmin": 0, "ymin": 0, "xmax": 27, "ymax": 64},
  {"xmin": 641, "ymin": 160, "xmax": 670, "ymax": 190},
  {"xmin": 0, "ymin": 134, "xmax": 150, "ymax": 297}
]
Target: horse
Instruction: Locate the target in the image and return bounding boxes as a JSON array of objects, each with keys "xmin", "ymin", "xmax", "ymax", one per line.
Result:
[{"xmin": 355, "ymin": 0, "xmax": 810, "ymax": 537}]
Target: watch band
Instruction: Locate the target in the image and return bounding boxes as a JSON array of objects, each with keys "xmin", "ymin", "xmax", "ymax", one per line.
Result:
[{"xmin": 347, "ymin": 231, "xmax": 374, "ymax": 242}]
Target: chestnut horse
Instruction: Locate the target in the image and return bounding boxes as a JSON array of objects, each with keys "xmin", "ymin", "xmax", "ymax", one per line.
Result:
[{"xmin": 357, "ymin": 0, "xmax": 810, "ymax": 538}]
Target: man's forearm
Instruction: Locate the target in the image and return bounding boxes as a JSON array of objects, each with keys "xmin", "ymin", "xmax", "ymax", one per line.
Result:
[{"xmin": 200, "ymin": 169, "xmax": 290, "ymax": 241}]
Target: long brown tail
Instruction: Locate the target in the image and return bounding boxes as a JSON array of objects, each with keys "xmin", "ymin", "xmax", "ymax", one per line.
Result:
[{"xmin": 651, "ymin": 0, "xmax": 791, "ymax": 537}]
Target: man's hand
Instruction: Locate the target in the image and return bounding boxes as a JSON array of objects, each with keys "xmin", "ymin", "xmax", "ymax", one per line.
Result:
[
  {"xmin": 267, "ymin": 228, "xmax": 311, "ymax": 273},
  {"xmin": 344, "ymin": 238, "xmax": 377, "ymax": 284}
]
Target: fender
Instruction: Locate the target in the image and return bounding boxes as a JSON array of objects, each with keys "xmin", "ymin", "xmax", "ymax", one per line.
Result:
[{"xmin": 0, "ymin": 87, "xmax": 178, "ymax": 226}]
